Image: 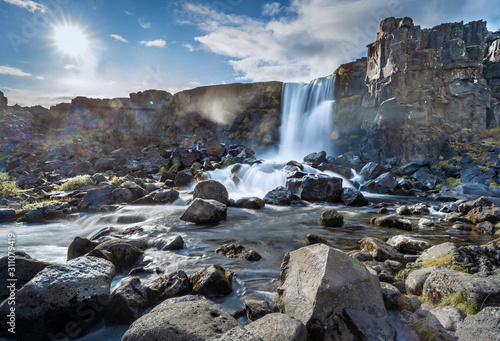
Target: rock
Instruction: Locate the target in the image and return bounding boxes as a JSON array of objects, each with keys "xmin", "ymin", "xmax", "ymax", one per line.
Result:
[
  {"xmin": 475, "ymin": 221, "xmax": 495, "ymax": 234},
  {"xmin": 418, "ymin": 218, "xmax": 435, "ymax": 228},
  {"xmin": 122, "ymin": 182, "xmax": 148, "ymax": 199},
  {"xmin": 215, "ymin": 244, "xmax": 262, "ymax": 261},
  {"xmin": 454, "ymin": 183, "xmax": 493, "ymax": 199},
  {"xmin": 112, "ymin": 187, "xmax": 135, "ymax": 203},
  {"xmin": 405, "ymin": 267, "xmax": 436, "ymax": 295},
  {"xmin": 0, "ymin": 256, "xmax": 115, "ymax": 340},
  {"xmin": 286, "ymin": 173, "xmax": 342, "ymax": 202},
  {"xmin": 380, "ymin": 282, "xmax": 403, "ymax": 310},
  {"xmin": 121, "ymin": 300, "xmax": 240, "ymax": 341},
  {"xmin": 452, "ymin": 244, "xmax": 500, "ymax": 275},
  {"xmin": 303, "ymin": 151, "xmax": 327, "ymax": 164},
  {"xmin": 152, "ymin": 235, "xmax": 184, "ymax": 251},
  {"xmin": 67, "ymin": 236, "xmax": 97, "ymax": 260},
  {"xmin": 25, "ymin": 205, "xmax": 65, "ymax": 223},
  {"xmin": 104, "ymin": 276, "xmax": 149, "ymax": 324},
  {"xmin": 360, "ymin": 237, "xmax": 403, "ymax": 261},
  {"xmin": 360, "ymin": 172, "xmax": 397, "ymax": 194},
  {"xmin": 264, "ymin": 186, "xmax": 292, "ymax": 205},
  {"xmin": 209, "ymin": 327, "xmax": 263, "ymax": 341},
  {"xmin": 428, "ymin": 306, "xmax": 463, "ymax": 332},
  {"xmin": 0, "ymin": 208, "xmax": 16, "ymax": 222},
  {"xmin": 0, "ymin": 90, "xmax": 7, "ymax": 107},
  {"xmin": 94, "ymin": 157, "xmax": 117, "ymax": 172},
  {"xmin": 145, "ymin": 270, "xmax": 192, "ymax": 306},
  {"xmin": 234, "ymin": 197, "xmax": 265, "ymax": 209},
  {"xmin": 190, "ymin": 264, "xmax": 233, "ymax": 298},
  {"xmin": 318, "ymin": 209, "xmax": 344, "ymax": 227},
  {"xmin": 78, "ymin": 185, "xmax": 114, "ymax": 212},
  {"xmin": 305, "ymin": 234, "xmax": 328, "ymax": 246},
  {"xmin": 455, "ymin": 306, "xmax": 500, "ymax": 340},
  {"xmin": 372, "ymin": 214, "xmax": 412, "ymax": 230},
  {"xmin": 412, "ymin": 167, "xmax": 430, "ymax": 182},
  {"xmin": 89, "ymin": 239, "xmax": 144, "ymax": 273},
  {"xmin": 246, "ymin": 313, "xmax": 308, "ymax": 341},
  {"xmin": 395, "ymin": 205, "xmax": 412, "ymax": 215},
  {"xmin": 417, "ymin": 242, "xmax": 457, "ymax": 263},
  {"xmin": 243, "ymin": 299, "xmax": 273, "ymax": 321},
  {"xmin": 0, "ymin": 252, "xmax": 51, "ymax": 300},
  {"xmin": 153, "ymin": 189, "xmax": 179, "ymax": 203},
  {"xmin": 423, "ymin": 266, "xmax": 500, "ymax": 307},
  {"xmin": 360, "ymin": 161, "xmax": 383, "ymax": 180},
  {"xmin": 278, "ymin": 244, "xmax": 395, "ymax": 340},
  {"xmin": 91, "ymin": 173, "xmax": 107, "ymax": 184},
  {"xmin": 341, "ymin": 187, "xmax": 368, "ymax": 206},
  {"xmin": 193, "ymin": 180, "xmax": 229, "ymax": 205},
  {"xmin": 180, "ymin": 198, "xmax": 227, "ymax": 224},
  {"xmin": 386, "ymin": 235, "xmax": 429, "ymax": 254},
  {"xmin": 466, "ymin": 205, "xmax": 500, "ymax": 224},
  {"xmin": 174, "ymin": 169, "xmax": 194, "ymax": 187}
]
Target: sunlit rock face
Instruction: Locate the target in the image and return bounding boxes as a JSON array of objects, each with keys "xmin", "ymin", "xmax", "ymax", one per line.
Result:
[
  {"xmin": 0, "ymin": 91, "xmax": 7, "ymax": 108},
  {"xmin": 333, "ymin": 17, "xmax": 500, "ymax": 165}
]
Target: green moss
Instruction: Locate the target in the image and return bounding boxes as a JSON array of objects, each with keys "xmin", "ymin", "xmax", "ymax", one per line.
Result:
[
  {"xmin": 490, "ymin": 182, "xmax": 500, "ymax": 189},
  {"xmin": 411, "ymin": 317, "xmax": 437, "ymax": 341},
  {"xmin": 0, "ymin": 172, "xmax": 22, "ymax": 198},
  {"xmin": 338, "ymin": 95, "xmax": 361, "ymax": 105},
  {"xmin": 56, "ymin": 175, "xmax": 95, "ymax": 191},
  {"xmin": 439, "ymin": 292, "xmax": 477, "ymax": 316},
  {"xmin": 445, "ymin": 177, "xmax": 462, "ymax": 188},
  {"xmin": 422, "ymin": 253, "xmax": 469, "ymax": 272},
  {"xmin": 110, "ymin": 176, "xmax": 127, "ymax": 187},
  {"xmin": 465, "ymin": 45, "xmax": 480, "ymax": 48}
]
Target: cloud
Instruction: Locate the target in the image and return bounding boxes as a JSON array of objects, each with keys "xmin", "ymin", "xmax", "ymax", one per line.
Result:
[
  {"xmin": 125, "ymin": 10, "xmax": 134, "ymax": 16},
  {"xmin": 182, "ymin": 43, "xmax": 194, "ymax": 51},
  {"xmin": 111, "ymin": 34, "xmax": 128, "ymax": 43},
  {"xmin": 36, "ymin": 76, "xmax": 44, "ymax": 80},
  {"xmin": 1, "ymin": 0, "xmax": 46, "ymax": 13},
  {"xmin": 180, "ymin": 0, "xmax": 500, "ymax": 83},
  {"xmin": 262, "ymin": 2, "xmax": 281, "ymax": 16},
  {"xmin": 64, "ymin": 64, "xmax": 79, "ymax": 70},
  {"xmin": 0, "ymin": 65, "xmax": 32, "ymax": 77},
  {"xmin": 139, "ymin": 39, "xmax": 167, "ymax": 48}
]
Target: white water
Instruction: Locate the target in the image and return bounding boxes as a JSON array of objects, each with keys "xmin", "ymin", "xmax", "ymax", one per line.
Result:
[{"xmin": 277, "ymin": 74, "xmax": 335, "ymax": 161}]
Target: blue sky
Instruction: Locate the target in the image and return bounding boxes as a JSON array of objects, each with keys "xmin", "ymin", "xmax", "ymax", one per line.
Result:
[{"xmin": 0, "ymin": 0, "xmax": 499, "ymax": 107}]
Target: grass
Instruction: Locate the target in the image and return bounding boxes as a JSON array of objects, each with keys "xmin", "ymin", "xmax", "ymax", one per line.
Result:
[
  {"xmin": 14, "ymin": 199, "xmax": 62, "ymax": 221},
  {"xmin": 0, "ymin": 171, "xmax": 22, "ymax": 198},
  {"xmin": 439, "ymin": 292, "xmax": 477, "ymax": 316},
  {"xmin": 55, "ymin": 175, "xmax": 95, "ymax": 191},
  {"xmin": 445, "ymin": 177, "xmax": 462, "ymax": 188},
  {"xmin": 422, "ymin": 253, "xmax": 469, "ymax": 272},
  {"xmin": 411, "ymin": 317, "xmax": 437, "ymax": 341},
  {"xmin": 110, "ymin": 176, "xmax": 127, "ymax": 187}
]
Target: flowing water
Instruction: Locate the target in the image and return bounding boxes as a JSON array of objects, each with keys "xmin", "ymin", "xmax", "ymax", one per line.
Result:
[{"xmin": 0, "ymin": 74, "xmax": 491, "ymax": 340}]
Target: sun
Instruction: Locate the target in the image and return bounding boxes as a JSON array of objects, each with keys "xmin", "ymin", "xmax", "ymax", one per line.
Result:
[{"xmin": 53, "ymin": 25, "xmax": 88, "ymax": 57}]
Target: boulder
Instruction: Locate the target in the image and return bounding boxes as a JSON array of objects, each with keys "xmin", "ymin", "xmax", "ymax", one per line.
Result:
[
  {"xmin": 145, "ymin": 270, "xmax": 192, "ymax": 306},
  {"xmin": 455, "ymin": 307, "xmax": 500, "ymax": 340},
  {"xmin": 104, "ymin": 276, "xmax": 149, "ymax": 324},
  {"xmin": 264, "ymin": 186, "xmax": 292, "ymax": 205},
  {"xmin": 380, "ymin": 282, "xmax": 403, "ymax": 310},
  {"xmin": 180, "ymin": 198, "xmax": 227, "ymax": 224},
  {"xmin": 360, "ymin": 237, "xmax": 403, "ymax": 261},
  {"xmin": 372, "ymin": 214, "xmax": 412, "ymax": 230},
  {"xmin": 243, "ymin": 299, "xmax": 274, "ymax": 321},
  {"xmin": 0, "ymin": 252, "xmax": 51, "ymax": 300},
  {"xmin": 318, "ymin": 209, "xmax": 344, "ymax": 227},
  {"xmin": 422, "ymin": 266, "xmax": 500, "ymax": 307},
  {"xmin": 359, "ymin": 162, "xmax": 382, "ymax": 180},
  {"xmin": 215, "ymin": 244, "xmax": 262, "ymax": 261},
  {"xmin": 67, "ymin": 236, "xmax": 97, "ymax": 260},
  {"xmin": 152, "ymin": 235, "xmax": 184, "ymax": 251},
  {"xmin": 193, "ymin": 180, "xmax": 229, "ymax": 205},
  {"xmin": 234, "ymin": 197, "xmax": 266, "ymax": 209},
  {"xmin": 112, "ymin": 188, "xmax": 135, "ymax": 203},
  {"xmin": 78, "ymin": 185, "xmax": 114, "ymax": 212},
  {"xmin": 303, "ymin": 151, "xmax": 327, "ymax": 164},
  {"xmin": 0, "ymin": 256, "xmax": 115, "ymax": 340},
  {"xmin": 153, "ymin": 189, "xmax": 179, "ymax": 203},
  {"xmin": 121, "ymin": 300, "xmax": 240, "ymax": 341},
  {"xmin": 305, "ymin": 234, "xmax": 328, "ymax": 246},
  {"xmin": 417, "ymin": 242, "xmax": 457, "ymax": 263},
  {"xmin": 278, "ymin": 244, "xmax": 395, "ymax": 340},
  {"xmin": 360, "ymin": 172, "xmax": 397, "ymax": 194},
  {"xmin": 466, "ymin": 205, "xmax": 500, "ymax": 224},
  {"xmin": 0, "ymin": 208, "xmax": 16, "ymax": 222},
  {"xmin": 245, "ymin": 313, "xmax": 308, "ymax": 341},
  {"xmin": 341, "ymin": 187, "xmax": 368, "ymax": 206},
  {"xmin": 395, "ymin": 205, "xmax": 412, "ymax": 215},
  {"xmin": 286, "ymin": 173, "xmax": 342, "ymax": 202},
  {"xmin": 122, "ymin": 181, "xmax": 148, "ymax": 199},
  {"xmin": 454, "ymin": 183, "xmax": 493, "ymax": 199},
  {"xmin": 474, "ymin": 221, "xmax": 495, "ymax": 234},
  {"xmin": 405, "ymin": 267, "xmax": 436, "ymax": 295},
  {"xmin": 189, "ymin": 264, "xmax": 233, "ymax": 298},
  {"xmin": 174, "ymin": 169, "xmax": 194, "ymax": 187},
  {"xmin": 89, "ymin": 239, "xmax": 144, "ymax": 273},
  {"xmin": 209, "ymin": 327, "xmax": 264, "ymax": 341},
  {"xmin": 386, "ymin": 235, "xmax": 429, "ymax": 254},
  {"xmin": 452, "ymin": 244, "xmax": 500, "ymax": 275},
  {"xmin": 427, "ymin": 306, "xmax": 463, "ymax": 332}
]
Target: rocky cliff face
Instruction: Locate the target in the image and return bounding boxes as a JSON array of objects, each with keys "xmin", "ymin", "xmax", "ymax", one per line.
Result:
[
  {"xmin": 334, "ymin": 17, "xmax": 500, "ymax": 165},
  {"xmin": 0, "ymin": 91, "xmax": 7, "ymax": 108}
]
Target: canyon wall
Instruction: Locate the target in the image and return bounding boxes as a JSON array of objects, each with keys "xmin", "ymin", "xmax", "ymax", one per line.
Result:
[{"xmin": 334, "ymin": 17, "xmax": 500, "ymax": 165}]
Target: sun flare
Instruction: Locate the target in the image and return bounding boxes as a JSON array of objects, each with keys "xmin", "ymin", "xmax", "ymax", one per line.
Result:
[{"xmin": 53, "ymin": 25, "xmax": 88, "ymax": 57}]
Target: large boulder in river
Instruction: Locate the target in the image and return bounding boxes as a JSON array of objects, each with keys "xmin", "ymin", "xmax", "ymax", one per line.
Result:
[
  {"xmin": 104, "ymin": 276, "xmax": 149, "ymax": 324},
  {"xmin": 341, "ymin": 187, "xmax": 368, "ymax": 206},
  {"xmin": 278, "ymin": 244, "xmax": 395, "ymax": 340},
  {"xmin": 180, "ymin": 198, "xmax": 227, "ymax": 224},
  {"xmin": 189, "ymin": 264, "xmax": 233, "ymax": 298},
  {"xmin": 122, "ymin": 300, "xmax": 240, "ymax": 341},
  {"xmin": 0, "ymin": 256, "xmax": 115, "ymax": 341},
  {"xmin": 234, "ymin": 197, "xmax": 266, "ymax": 209},
  {"xmin": 372, "ymin": 214, "xmax": 412, "ymax": 230},
  {"xmin": 78, "ymin": 185, "xmax": 114, "ymax": 212},
  {"xmin": 264, "ymin": 186, "xmax": 292, "ymax": 205},
  {"xmin": 88, "ymin": 239, "xmax": 145, "ymax": 273},
  {"xmin": 318, "ymin": 209, "xmax": 344, "ymax": 227},
  {"xmin": 193, "ymin": 180, "xmax": 229, "ymax": 205},
  {"xmin": 360, "ymin": 172, "xmax": 397, "ymax": 194},
  {"xmin": 286, "ymin": 172, "xmax": 342, "ymax": 202}
]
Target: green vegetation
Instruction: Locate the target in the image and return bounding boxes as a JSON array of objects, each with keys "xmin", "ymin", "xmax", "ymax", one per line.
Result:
[
  {"xmin": 490, "ymin": 182, "xmax": 500, "ymax": 189},
  {"xmin": 411, "ymin": 317, "xmax": 437, "ymax": 341},
  {"xmin": 110, "ymin": 176, "xmax": 127, "ymax": 187},
  {"xmin": 422, "ymin": 253, "xmax": 469, "ymax": 272},
  {"xmin": 337, "ymin": 67, "xmax": 351, "ymax": 81},
  {"xmin": 56, "ymin": 175, "xmax": 95, "ymax": 191},
  {"xmin": 14, "ymin": 199, "xmax": 60, "ymax": 217},
  {"xmin": 465, "ymin": 45, "xmax": 480, "ymax": 48},
  {"xmin": 338, "ymin": 95, "xmax": 361, "ymax": 105},
  {"xmin": 445, "ymin": 177, "xmax": 462, "ymax": 189},
  {"xmin": 439, "ymin": 292, "xmax": 477, "ymax": 316},
  {"xmin": 0, "ymin": 172, "xmax": 21, "ymax": 198}
]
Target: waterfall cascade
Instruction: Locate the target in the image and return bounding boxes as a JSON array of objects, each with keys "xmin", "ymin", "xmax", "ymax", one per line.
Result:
[{"xmin": 277, "ymin": 74, "xmax": 335, "ymax": 161}]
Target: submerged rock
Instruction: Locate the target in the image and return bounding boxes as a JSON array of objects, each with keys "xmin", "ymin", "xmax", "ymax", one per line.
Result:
[
  {"xmin": 318, "ymin": 209, "xmax": 344, "ymax": 227},
  {"xmin": 180, "ymin": 198, "xmax": 227, "ymax": 224},
  {"xmin": 372, "ymin": 214, "xmax": 412, "ymax": 230},
  {"xmin": 215, "ymin": 243, "xmax": 262, "ymax": 261},
  {"xmin": 234, "ymin": 197, "xmax": 265, "ymax": 209},
  {"xmin": 278, "ymin": 244, "xmax": 395, "ymax": 340},
  {"xmin": 243, "ymin": 299, "xmax": 274, "ymax": 321}
]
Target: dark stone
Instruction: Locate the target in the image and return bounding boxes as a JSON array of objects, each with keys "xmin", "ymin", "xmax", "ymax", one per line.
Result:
[
  {"xmin": 152, "ymin": 235, "xmax": 184, "ymax": 251},
  {"xmin": 112, "ymin": 188, "xmax": 135, "ymax": 203},
  {"xmin": 360, "ymin": 172, "xmax": 397, "ymax": 194},
  {"xmin": 360, "ymin": 162, "xmax": 382, "ymax": 180},
  {"xmin": 180, "ymin": 198, "xmax": 227, "ymax": 224},
  {"xmin": 234, "ymin": 197, "xmax": 266, "ymax": 209},
  {"xmin": 318, "ymin": 209, "xmax": 344, "ymax": 227},
  {"xmin": 286, "ymin": 172, "xmax": 343, "ymax": 202},
  {"xmin": 153, "ymin": 189, "xmax": 179, "ymax": 203},
  {"xmin": 0, "ymin": 208, "xmax": 16, "ymax": 222},
  {"xmin": 372, "ymin": 215, "xmax": 412, "ymax": 231},
  {"xmin": 193, "ymin": 180, "xmax": 229, "ymax": 205},
  {"xmin": 67, "ymin": 236, "xmax": 97, "ymax": 260},
  {"xmin": 145, "ymin": 270, "xmax": 192, "ymax": 306},
  {"xmin": 306, "ymin": 234, "xmax": 329, "ymax": 245},
  {"xmin": 174, "ymin": 170, "xmax": 194, "ymax": 187},
  {"xmin": 341, "ymin": 187, "xmax": 369, "ymax": 206},
  {"xmin": 412, "ymin": 167, "xmax": 430, "ymax": 182},
  {"xmin": 78, "ymin": 185, "xmax": 114, "ymax": 212},
  {"xmin": 461, "ymin": 166, "xmax": 489, "ymax": 185},
  {"xmin": 104, "ymin": 276, "xmax": 149, "ymax": 324},
  {"xmin": 303, "ymin": 151, "xmax": 327, "ymax": 164},
  {"xmin": 243, "ymin": 299, "xmax": 273, "ymax": 321},
  {"xmin": 89, "ymin": 239, "xmax": 144, "ymax": 273},
  {"xmin": 215, "ymin": 244, "xmax": 262, "ymax": 261},
  {"xmin": 264, "ymin": 186, "xmax": 292, "ymax": 205},
  {"xmin": 189, "ymin": 264, "xmax": 233, "ymax": 298}
]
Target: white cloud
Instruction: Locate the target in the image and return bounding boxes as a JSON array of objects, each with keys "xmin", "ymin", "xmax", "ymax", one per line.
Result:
[
  {"xmin": 262, "ymin": 2, "xmax": 281, "ymax": 16},
  {"xmin": 111, "ymin": 34, "xmax": 128, "ymax": 43},
  {"xmin": 183, "ymin": 43, "xmax": 195, "ymax": 52},
  {"xmin": 139, "ymin": 39, "xmax": 167, "ymax": 48},
  {"xmin": 36, "ymin": 76, "xmax": 44, "ymax": 80},
  {"xmin": 0, "ymin": 65, "xmax": 32, "ymax": 77},
  {"xmin": 1, "ymin": 0, "xmax": 46, "ymax": 13},
  {"xmin": 64, "ymin": 64, "xmax": 79, "ymax": 70}
]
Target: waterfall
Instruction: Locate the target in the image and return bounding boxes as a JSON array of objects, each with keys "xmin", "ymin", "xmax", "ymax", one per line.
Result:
[{"xmin": 277, "ymin": 74, "xmax": 335, "ymax": 161}]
